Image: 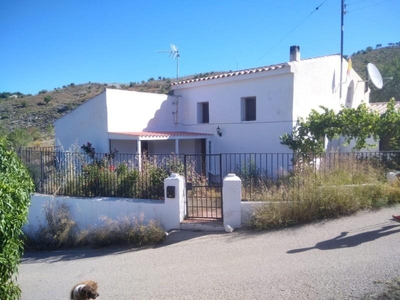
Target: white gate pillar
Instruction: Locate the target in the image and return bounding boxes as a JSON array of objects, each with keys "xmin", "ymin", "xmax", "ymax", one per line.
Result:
[
  {"xmin": 163, "ymin": 173, "xmax": 185, "ymax": 230},
  {"xmin": 222, "ymin": 173, "xmax": 242, "ymax": 229}
]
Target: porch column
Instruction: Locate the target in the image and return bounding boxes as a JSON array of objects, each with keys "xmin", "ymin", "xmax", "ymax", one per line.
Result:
[
  {"xmin": 175, "ymin": 139, "xmax": 179, "ymax": 154},
  {"xmin": 137, "ymin": 140, "xmax": 142, "ymax": 171}
]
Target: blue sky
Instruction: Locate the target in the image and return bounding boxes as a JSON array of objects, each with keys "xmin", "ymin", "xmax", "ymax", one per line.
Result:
[{"xmin": 1, "ymin": 0, "xmax": 398, "ymax": 95}]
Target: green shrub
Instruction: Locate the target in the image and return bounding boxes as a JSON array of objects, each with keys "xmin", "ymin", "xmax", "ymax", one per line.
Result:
[
  {"xmin": 81, "ymin": 164, "xmax": 118, "ymax": 197},
  {"xmin": 117, "ymin": 170, "xmax": 139, "ymax": 198},
  {"xmin": 0, "ymin": 138, "xmax": 34, "ymax": 300},
  {"xmin": 43, "ymin": 95, "xmax": 52, "ymax": 105},
  {"xmin": 147, "ymin": 166, "xmax": 168, "ymax": 198}
]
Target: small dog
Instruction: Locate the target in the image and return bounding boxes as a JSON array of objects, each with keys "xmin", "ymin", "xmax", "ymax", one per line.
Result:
[{"xmin": 70, "ymin": 280, "xmax": 99, "ymax": 300}]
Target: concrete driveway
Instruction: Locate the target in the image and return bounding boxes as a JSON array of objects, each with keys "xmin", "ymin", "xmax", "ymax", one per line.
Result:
[{"xmin": 18, "ymin": 205, "xmax": 400, "ymax": 299}]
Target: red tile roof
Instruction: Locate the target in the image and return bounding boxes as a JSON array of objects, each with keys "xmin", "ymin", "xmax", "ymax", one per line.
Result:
[
  {"xmin": 171, "ymin": 54, "xmax": 341, "ymax": 86},
  {"xmin": 109, "ymin": 131, "xmax": 213, "ymax": 139},
  {"xmin": 370, "ymin": 102, "xmax": 400, "ymax": 114},
  {"xmin": 171, "ymin": 64, "xmax": 287, "ymax": 85}
]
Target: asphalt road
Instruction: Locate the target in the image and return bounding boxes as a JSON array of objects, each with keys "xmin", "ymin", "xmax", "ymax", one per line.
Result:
[{"xmin": 18, "ymin": 205, "xmax": 400, "ymax": 300}]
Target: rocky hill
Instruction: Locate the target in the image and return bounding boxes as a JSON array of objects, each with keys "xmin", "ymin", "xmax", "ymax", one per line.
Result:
[{"xmin": 0, "ymin": 81, "xmax": 172, "ymax": 146}]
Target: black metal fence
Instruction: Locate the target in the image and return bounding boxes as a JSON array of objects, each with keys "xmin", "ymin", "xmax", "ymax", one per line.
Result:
[
  {"xmin": 17, "ymin": 149, "xmax": 400, "ymax": 201},
  {"xmin": 18, "ymin": 149, "xmax": 185, "ymax": 200}
]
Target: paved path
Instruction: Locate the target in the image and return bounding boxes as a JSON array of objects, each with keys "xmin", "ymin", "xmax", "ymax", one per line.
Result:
[{"xmin": 19, "ymin": 206, "xmax": 400, "ymax": 299}]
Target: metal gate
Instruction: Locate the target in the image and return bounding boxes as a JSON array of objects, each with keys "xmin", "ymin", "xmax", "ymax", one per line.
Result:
[{"xmin": 184, "ymin": 154, "xmax": 223, "ymax": 220}]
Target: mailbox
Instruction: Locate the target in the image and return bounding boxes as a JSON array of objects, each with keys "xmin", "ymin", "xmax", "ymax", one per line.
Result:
[{"xmin": 166, "ymin": 186, "xmax": 175, "ymax": 198}]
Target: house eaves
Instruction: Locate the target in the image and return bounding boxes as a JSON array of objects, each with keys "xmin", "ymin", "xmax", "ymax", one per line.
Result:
[
  {"xmin": 109, "ymin": 131, "xmax": 213, "ymax": 141},
  {"xmin": 171, "ymin": 63, "xmax": 288, "ymax": 86},
  {"xmin": 171, "ymin": 53, "xmax": 342, "ymax": 87}
]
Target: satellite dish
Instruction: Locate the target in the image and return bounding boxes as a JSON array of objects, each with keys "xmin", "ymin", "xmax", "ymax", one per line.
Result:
[{"xmin": 367, "ymin": 63, "xmax": 383, "ymax": 89}]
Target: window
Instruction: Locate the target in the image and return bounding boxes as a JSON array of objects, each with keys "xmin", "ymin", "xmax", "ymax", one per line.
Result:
[
  {"xmin": 241, "ymin": 97, "xmax": 256, "ymax": 121},
  {"xmin": 197, "ymin": 102, "xmax": 209, "ymax": 123}
]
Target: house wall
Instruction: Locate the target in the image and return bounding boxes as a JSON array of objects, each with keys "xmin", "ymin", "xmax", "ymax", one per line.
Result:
[
  {"xmin": 110, "ymin": 140, "xmax": 137, "ymax": 153},
  {"xmin": 105, "ymin": 89, "xmax": 175, "ymax": 132},
  {"xmin": 291, "ymin": 55, "xmax": 369, "ymax": 127},
  {"xmin": 173, "ymin": 69, "xmax": 294, "ymax": 154},
  {"xmin": 54, "ymin": 92, "xmax": 109, "ymax": 152},
  {"xmin": 149, "ymin": 139, "xmax": 201, "ymax": 154}
]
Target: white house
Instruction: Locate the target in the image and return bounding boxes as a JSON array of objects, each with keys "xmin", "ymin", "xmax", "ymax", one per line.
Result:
[{"xmin": 54, "ymin": 46, "xmax": 369, "ymax": 157}]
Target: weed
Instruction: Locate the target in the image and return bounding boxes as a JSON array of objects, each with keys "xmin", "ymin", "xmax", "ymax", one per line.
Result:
[
  {"xmin": 24, "ymin": 202, "xmax": 166, "ymax": 250},
  {"xmin": 248, "ymin": 156, "xmax": 400, "ymax": 230},
  {"xmin": 24, "ymin": 201, "xmax": 78, "ymax": 250}
]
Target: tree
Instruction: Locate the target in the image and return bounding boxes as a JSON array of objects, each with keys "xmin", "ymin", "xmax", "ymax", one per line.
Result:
[
  {"xmin": 376, "ymin": 99, "xmax": 400, "ymax": 150},
  {"xmin": 43, "ymin": 95, "xmax": 52, "ymax": 105},
  {"xmin": 0, "ymin": 137, "xmax": 34, "ymax": 299},
  {"xmin": 279, "ymin": 100, "xmax": 399, "ymax": 154}
]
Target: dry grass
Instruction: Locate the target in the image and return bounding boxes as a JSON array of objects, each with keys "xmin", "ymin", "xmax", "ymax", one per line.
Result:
[
  {"xmin": 80, "ymin": 215, "xmax": 166, "ymax": 248},
  {"xmin": 24, "ymin": 202, "xmax": 166, "ymax": 250},
  {"xmin": 362, "ymin": 278, "xmax": 400, "ymax": 299},
  {"xmin": 248, "ymin": 156, "xmax": 400, "ymax": 230}
]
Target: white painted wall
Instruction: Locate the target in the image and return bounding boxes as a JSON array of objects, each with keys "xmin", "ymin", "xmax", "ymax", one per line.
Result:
[
  {"xmin": 110, "ymin": 140, "xmax": 137, "ymax": 153},
  {"xmin": 291, "ymin": 55, "xmax": 368, "ymax": 121},
  {"xmin": 54, "ymin": 55, "xmax": 370, "ymax": 157},
  {"xmin": 26, "ymin": 174, "xmax": 185, "ymax": 233},
  {"xmin": 172, "ymin": 55, "xmax": 369, "ymax": 155},
  {"xmin": 105, "ymin": 89, "xmax": 175, "ymax": 132},
  {"xmin": 54, "ymin": 92, "xmax": 109, "ymax": 152},
  {"xmin": 173, "ymin": 69, "xmax": 294, "ymax": 154},
  {"xmin": 54, "ymin": 89, "xmax": 180, "ymax": 154}
]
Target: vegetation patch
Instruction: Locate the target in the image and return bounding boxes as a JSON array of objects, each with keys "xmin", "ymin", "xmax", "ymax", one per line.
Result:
[
  {"xmin": 0, "ymin": 138, "xmax": 34, "ymax": 300},
  {"xmin": 361, "ymin": 278, "xmax": 400, "ymax": 299},
  {"xmin": 24, "ymin": 201, "xmax": 166, "ymax": 251},
  {"xmin": 248, "ymin": 157, "xmax": 400, "ymax": 230}
]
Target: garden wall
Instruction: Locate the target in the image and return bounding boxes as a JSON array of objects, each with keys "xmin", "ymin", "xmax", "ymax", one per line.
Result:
[
  {"xmin": 25, "ymin": 174, "xmax": 185, "ymax": 233},
  {"xmin": 25, "ymin": 174, "xmax": 269, "ymax": 233}
]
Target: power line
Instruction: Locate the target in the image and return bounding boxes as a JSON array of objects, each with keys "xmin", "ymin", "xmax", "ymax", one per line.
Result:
[
  {"xmin": 346, "ymin": 0, "xmax": 394, "ymax": 12},
  {"xmin": 254, "ymin": 0, "xmax": 329, "ymax": 65}
]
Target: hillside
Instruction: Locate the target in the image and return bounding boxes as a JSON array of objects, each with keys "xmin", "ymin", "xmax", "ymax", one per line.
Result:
[
  {"xmin": 350, "ymin": 44, "xmax": 400, "ymax": 103},
  {"xmin": 0, "ymin": 80, "xmax": 172, "ymax": 146},
  {"xmin": 0, "ymin": 45, "xmax": 398, "ymax": 147}
]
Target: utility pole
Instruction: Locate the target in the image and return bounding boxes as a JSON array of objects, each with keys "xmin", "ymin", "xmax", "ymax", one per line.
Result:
[{"xmin": 340, "ymin": 0, "xmax": 346, "ymax": 98}]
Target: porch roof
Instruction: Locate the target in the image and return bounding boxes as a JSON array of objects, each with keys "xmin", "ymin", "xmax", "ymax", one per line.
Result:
[{"xmin": 108, "ymin": 131, "xmax": 213, "ymax": 141}]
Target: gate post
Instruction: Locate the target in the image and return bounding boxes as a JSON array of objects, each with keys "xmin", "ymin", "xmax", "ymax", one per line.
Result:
[
  {"xmin": 222, "ymin": 173, "xmax": 241, "ymax": 229},
  {"xmin": 163, "ymin": 173, "xmax": 185, "ymax": 230}
]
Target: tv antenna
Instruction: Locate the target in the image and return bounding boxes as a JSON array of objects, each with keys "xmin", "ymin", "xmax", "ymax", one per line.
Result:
[{"xmin": 157, "ymin": 44, "xmax": 180, "ymax": 79}]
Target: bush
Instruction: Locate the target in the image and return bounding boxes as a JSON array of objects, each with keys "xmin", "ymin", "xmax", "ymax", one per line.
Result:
[
  {"xmin": 86, "ymin": 215, "xmax": 166, "ymax": 248},
  {"xmin": 43, "ymin": 95, "xmax": 52, "ymax": 105},
  {"xmin": 117, "ymin": 169, "xmax": 139, "ymax": 198},
  {"xmin": 24, "ymin": 201, "xmax": 78, "ymax": 250},
  {"xmin": 25, "ymin": 203, "xmax": 166, "ymax": 250},
  {"xmin": 0, "ymin": 138, "xmax": 34, "ymax": 299},
  {"xmin": 248, "ymin": 156, "xmax": 400, "ymax": 230}
]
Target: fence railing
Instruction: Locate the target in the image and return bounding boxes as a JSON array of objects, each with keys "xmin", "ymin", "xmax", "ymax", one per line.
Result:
[
  {"xmin": 18, "ymin": 149, "xmax": 185, "ymax": 200},
  {"xmin": 18, "ymin": 149, "xmax": 400, "ymax": 201}
]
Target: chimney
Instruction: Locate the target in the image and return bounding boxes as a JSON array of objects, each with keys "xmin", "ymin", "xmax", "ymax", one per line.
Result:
[{"xmin": 290, "ymin": 45, "xmax": 300, "ymax": 61}]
